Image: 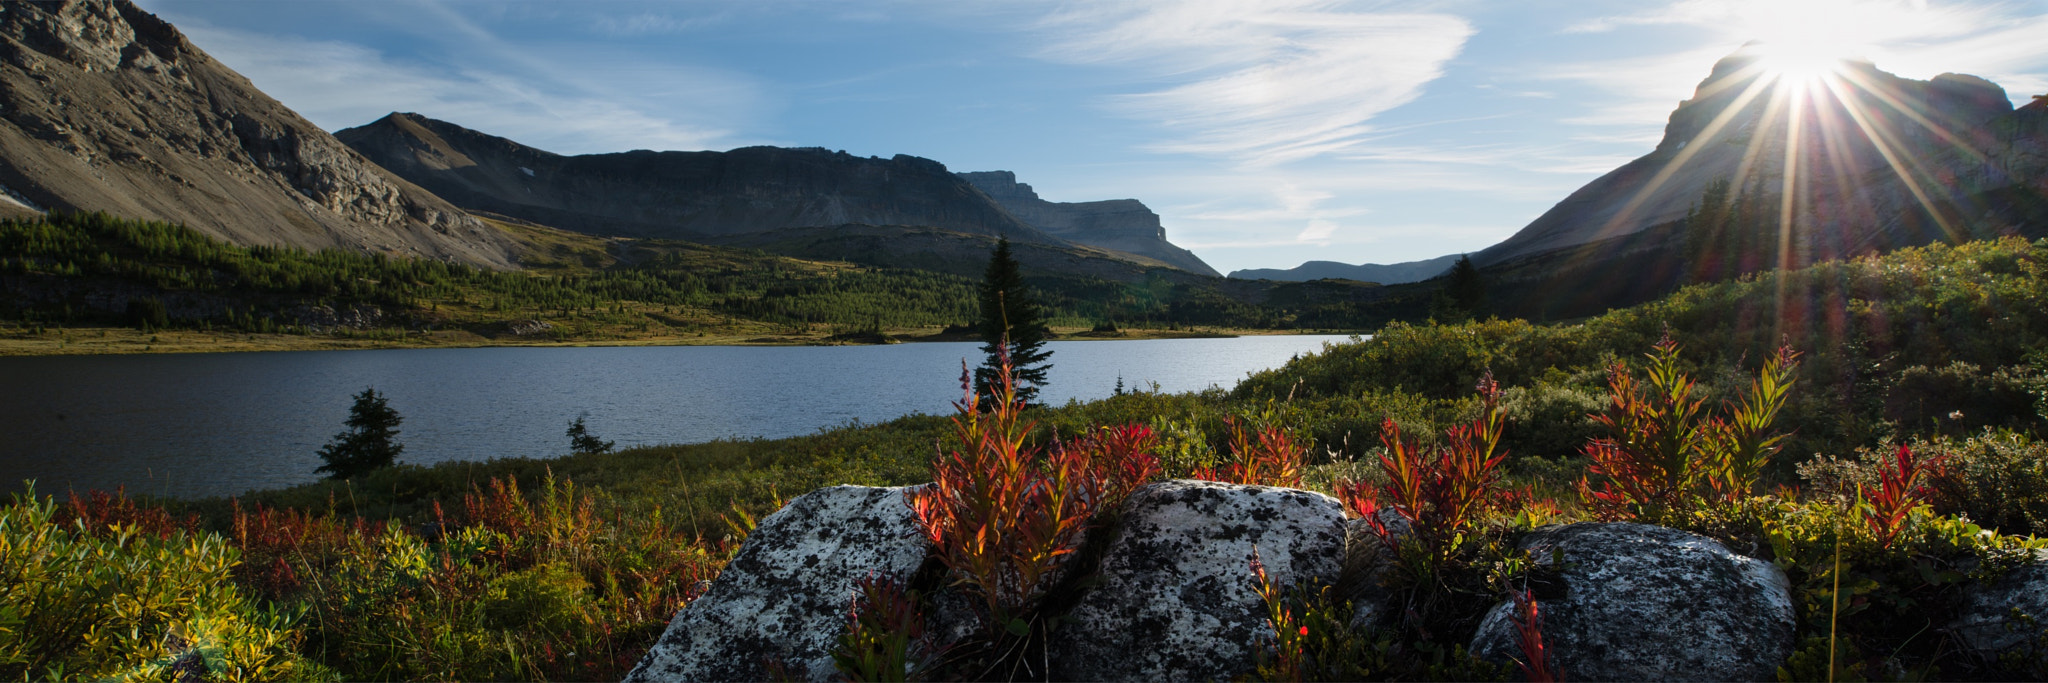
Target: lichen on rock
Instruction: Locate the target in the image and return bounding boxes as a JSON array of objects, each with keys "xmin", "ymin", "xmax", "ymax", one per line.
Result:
[
  {"xmin": 624, "ymin": 485, "xmax": 933, "ymax": 683},
  {"xmin": 1950, "ymin": 549, "xmax": 2048, "ymax": 660},
  {"xmin": 1469, "ymin": 522, "xmax": 1795, "ymax": 682},
  {"xmin": 1049, "ymin": 479, "xmax": 1347, "ymax": 682}
]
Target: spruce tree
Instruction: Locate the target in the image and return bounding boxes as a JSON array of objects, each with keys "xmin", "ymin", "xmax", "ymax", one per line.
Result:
[
  {"xmin": 975, "ymin": 238, "xmax": 1053, "ymax": 404},
  {"xmin": 315, "ymin": 387, "xmax": 404, "ymax": 479},
  {"xmin": 1445, "ymin": 254, "xmax": 1485, "ymax": 314},
  {"xmin": 567, "ymin": 416, "xmax": 615, "ymax": 455}
]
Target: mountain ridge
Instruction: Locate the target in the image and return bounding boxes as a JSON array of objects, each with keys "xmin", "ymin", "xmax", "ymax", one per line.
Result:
[
  {"xmin": 1227, "ymin": 253, "xmax": 1462, "ymax": 284},
  {"xmin": 955, "ymin": 170, "xmax": 1219, "ymax": 277},
  {"xmin": 0, "ymin": 0, "xmax": 520, "ymax": 268}
]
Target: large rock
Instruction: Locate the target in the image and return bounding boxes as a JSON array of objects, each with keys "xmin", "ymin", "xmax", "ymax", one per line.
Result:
[
  {"xmin": 1339, "ymin": 510, "xmax": 1411, "ymax": 632},
  {"xmin": 1050, "ymin": 480, "xmax": 1347, "ymax": 681},
  {"xmin": 1470, "ymin": 522, "xmax": 1794, "ymax": 682},
  {"xmin": 1950, "ymin": 549, "xmax": 2048, "ymax": 659},
  {"xmin": 624, "ymin": 485, "xmax": 932, "ymax": 683}
]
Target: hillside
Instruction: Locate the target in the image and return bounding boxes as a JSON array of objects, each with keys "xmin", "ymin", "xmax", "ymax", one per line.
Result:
[
  {"xmin": 1474, "ymin": 45, "xmax": 2039, "ymax": 268},
  {"xmin": 0, "ymin": 0, "xmax": 520, "ymax": 269},
  {"xmin": 1228, "ymin": 253, "xmax": 1461, "ymax": 284},
  {"xmin": 956, "ymin": 170, "xmax": 1219, "ymax": 277}
]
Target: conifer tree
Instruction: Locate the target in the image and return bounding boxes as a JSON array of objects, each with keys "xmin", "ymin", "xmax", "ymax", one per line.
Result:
[
  {"xmin": 975, "ymin": 238, "xmax": 1053, "ymax": 403},
  {"xmin": 567, "ymin": 416, "xmax": 615, "ymax": 455},
  {"xmin": 315, "ymin": 387, "xmax": 404, "ymax": 479},
  {"xmin": 1445, "ymin": 254, "xmax": 1485, "ymax": 314}
]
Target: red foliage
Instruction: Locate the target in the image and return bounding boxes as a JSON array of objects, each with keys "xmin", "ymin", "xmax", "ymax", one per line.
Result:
[
  {"xmin": 1252, "ymin": 551, "xmax": 1306, "ymax": 682},
  {"xmin": 1509, "ymin": 589, "xmax": 1559, "ymax": 683},
  {"xmin": 908, "ymin": 352, "xmax": 1107, "ymax": 624},
  {"xmin": 1860, "ymin": 444, "xmax": 1946, "ymax": 548},
  {"xmin": 1579, "ymin": 338, "xmax": 1797, "ymax": 519},
  {"xmin": 1193, "ymin": 417, "xmax": 1305, "ymax": 488},
  {"xmin": 1060, "ymin": 423, "xmax": 1163, "ymax": 505},
  {"xmin": 57, "ymin": 487, "xmax": 196, "ymax": 539},
  {"xmin": 230, "ymin": 499, "xmax": 377, "ymax": 602},
  {"xmin": 1337, "ymin": 373, "xmax": 1508, "ymax": 555}
]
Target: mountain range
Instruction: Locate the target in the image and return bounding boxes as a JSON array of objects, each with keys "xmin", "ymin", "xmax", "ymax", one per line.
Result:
[{"xmin": 6, "ymin": 0, "xmax": 2048, "ymax": 326}]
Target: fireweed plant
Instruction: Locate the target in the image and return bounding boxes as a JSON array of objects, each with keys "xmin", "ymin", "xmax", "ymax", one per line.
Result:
[
  {"xmin": 1578, "ymin": 337, "xmax": 1799, "ymax": 521},
  {"xmin": 905, "ymin": 347, "xmax": 1163, "ymax": 677}
]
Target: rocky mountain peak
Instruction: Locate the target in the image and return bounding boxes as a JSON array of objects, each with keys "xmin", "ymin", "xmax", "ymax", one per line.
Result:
[
  {"xmin": 958, "ymin": 170, "xmax": 1219, "ymax": 277},
  {"xmin": 0, "ymin": 0, "xmax": 519, "ymax": 268},
  {"xmin": 1474, "ymin": 46, "xmax": 2027, "ymax": 268}
]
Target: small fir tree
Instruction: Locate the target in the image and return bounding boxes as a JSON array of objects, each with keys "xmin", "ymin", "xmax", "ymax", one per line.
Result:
[
  {"xmin": 567, "ymin": 416, "xmax": 615, "ymax": 455},
  {"xmin": 315, "ymin": 387, "xmax": 403, "ymax": 479},
  {"xmin": 975, "ymin": 238, "xmax": 1053, "ymax": 404},
  {"xmin": 1432, "ymin": 254, "xmax": 1486, "ymax": 320}
]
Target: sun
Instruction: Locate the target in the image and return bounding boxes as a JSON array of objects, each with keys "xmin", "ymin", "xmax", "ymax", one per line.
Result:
[
  {"xmin": 1746, "ymin": 40, "xmax": 1851, "ymax": 85},
  {"xmin": 1728, "ymin": 0, "xmax": 1880, "ymax": 85}
]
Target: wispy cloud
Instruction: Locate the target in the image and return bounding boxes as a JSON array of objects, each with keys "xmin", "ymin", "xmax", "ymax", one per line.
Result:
[
  {"xmin": 171, "ymin": 20, "xmax": 756, "ymax": 155},
  {"xmin": 1031, "ymin": 1, "xmax": 1473, "ymax": 166}
]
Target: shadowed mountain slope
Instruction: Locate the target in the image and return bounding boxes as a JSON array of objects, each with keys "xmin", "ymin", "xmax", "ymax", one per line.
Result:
[
  {"xmin": 1228, "ymin": 253, "xmax": 1461, "ymax": 284},
  {"xmin": 955, "ymin": 170, "xmax": 1219, "ymax": 277},
  {"xmin": 0, "ymin": 0, "xmax": 519, "ymax": 268},
  {"xmin": 336, "ymin": 113, "xmax": 1067, "ymax": 245},
  {"xmin": 1475, "ymin": 46, "xmax": 2044, "ymax": 270}
]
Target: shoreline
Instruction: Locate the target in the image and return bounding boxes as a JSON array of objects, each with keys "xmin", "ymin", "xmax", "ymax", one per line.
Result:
[{"xmin": 0, "ymin": 325, "xmax": 1365, "ymax": 357}]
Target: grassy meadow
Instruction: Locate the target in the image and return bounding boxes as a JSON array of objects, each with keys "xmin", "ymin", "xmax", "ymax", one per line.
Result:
[{"xmin": 9, "ymin": 233, "xmax": 2048, "ymax": 679}]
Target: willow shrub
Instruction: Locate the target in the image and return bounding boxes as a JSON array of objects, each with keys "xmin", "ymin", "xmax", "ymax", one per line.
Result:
[{"xmin": 0, "ymin": 486, "xmax": 333, "ymax": 681}]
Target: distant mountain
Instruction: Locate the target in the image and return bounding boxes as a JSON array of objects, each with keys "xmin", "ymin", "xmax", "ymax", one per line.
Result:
[
  {"xmin": 1476, "ymin": 45, "xmax": 2039, "ymax": 270},
  {"xmin": 0, "ymin": 0, "xmax": 519, "ymax": 268},
  {"xmin": 1228, "ymin": 254, "xmax": 1461, "ymax": 284},
  {"xmin": 956, "ymin": 171, "xmax": 1219, "ymax": 277}
]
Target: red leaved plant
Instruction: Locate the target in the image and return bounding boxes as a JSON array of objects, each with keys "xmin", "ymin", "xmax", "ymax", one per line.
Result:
[
  {"xmin": 1509, "ymin": 589, "xmax": 1559, "ymax": 683},
  {"xmin": 1252, "ymin": 551, "xmax": 1308, "ymax": 683},
  {"xmin": 1578, "ymin": 338, "xmax": 1798, "ymax": 519},
  {"xmin": 908, "ymin": 348, "xmax": 1135, "ymax": 631},
  {"xmin": 1338, "ymin": 372, "xmax": 1509, "ymax": 556},
  {"xmin": 1859, "ymin": 444, "xmax": 1946, "ymax": 548},
  {"xmin": 831, "ymin": 574, "xmax": 941, "ymax": 682},
  {"xmin": 1193, "ymin": 417, "xmax": 1306, "ymax": 488}
]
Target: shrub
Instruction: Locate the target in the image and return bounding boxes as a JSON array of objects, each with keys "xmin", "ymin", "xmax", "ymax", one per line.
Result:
[
  {"xmin": 1338, "ymin": 372, "xmax": 1509, "ymax": 560},
  {"xmin": 1578, "ymin": 338, "xmax": 1797, "ymax": 520},
  {"xmin": 1802, "ymin": 431, "xmax": 2048, "ymax": 537},
  {"xmin": 1884, "ymin": 362, "xmax": 2042, "ymax": 435},
  {"xmin": 0, "ymin": 486, "xmax": 332, "ymax": 681},
  {"xmin": 1194, "ymin": 417, "xmax": 1306, "ymax": 488}
]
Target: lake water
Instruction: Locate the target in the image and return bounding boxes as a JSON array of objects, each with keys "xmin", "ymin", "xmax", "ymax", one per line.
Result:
[{"xmin": 0, "ymin": 335, "xmax": 1354, "ymax": 499}]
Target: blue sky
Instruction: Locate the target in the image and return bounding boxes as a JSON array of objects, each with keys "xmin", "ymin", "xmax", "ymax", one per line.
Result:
[{"xmin": 135, "ymin": 0, "xmax": 2048, "ymax": 275}]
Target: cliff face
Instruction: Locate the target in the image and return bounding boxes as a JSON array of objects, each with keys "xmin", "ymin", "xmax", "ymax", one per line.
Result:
[
  {"xmin": 336, "ymin": 113, "xmax": 1060, "ymax": 244},
  {"xmin": 1475, "ymin": 45, "xmax": 2039, "ymax": 268},
  {"xmin": 956, "ymin": 170, "xmax": 1220, "ymax": 277},
  {"xmin": 0, "ymin": 0, "xmax": 519, "ymax": 268}
]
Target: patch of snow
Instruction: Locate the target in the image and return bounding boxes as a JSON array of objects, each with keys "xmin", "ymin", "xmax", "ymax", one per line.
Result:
[{"xmin": 520, "ymin": 167, "xmax": 535, "ymax": 177}]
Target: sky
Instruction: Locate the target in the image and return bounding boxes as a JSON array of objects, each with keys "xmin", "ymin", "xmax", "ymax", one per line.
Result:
[{"xmin": 134, "ymin": 0, "xmax": 2048, "ymax": 276}]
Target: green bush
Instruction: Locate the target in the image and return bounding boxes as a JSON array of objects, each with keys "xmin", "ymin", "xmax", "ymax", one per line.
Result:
[{"xmin": 0, "ymin": 487, "xmax": 332, "ymax": 681}]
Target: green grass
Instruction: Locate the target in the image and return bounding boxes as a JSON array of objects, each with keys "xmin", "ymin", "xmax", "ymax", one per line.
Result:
[{"xmin": 11, "ymin": 234, "xmax": 2048, "ymax": 680}]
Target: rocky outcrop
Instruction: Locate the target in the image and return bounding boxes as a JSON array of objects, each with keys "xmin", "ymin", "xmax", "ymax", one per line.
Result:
[
  {"xmin": 1473, "ymin": 44, "xmax": 2039, "ymax": 269},
  {"xmin": 625, "ymin": 485, "xmax": 932, "ymax": 683},
  {"xmin": 1950, "ymin": 550, "xmax": 2048, "ymax": 659},
  {"xmin": 957, "ymin": 170, "xmax": 1219, "ymax": 277},
  {"xmin": 1469, "ymin": 523, "xmax": 1795, "ymax": 682},
  {"xmin": 1230, "ymin": 253, "xmax": 1462, "ymax": 284},
  {"xmin": 0, "ymin": 0, "xmax": 519, "ymax": 268},
  {"xmin": 1049, "ymin": 480, "xmax": 1347, "ymax": 681},
  {"xmin": 337, "ymin": 113, "xmax": 1049, "ymax": 244}
]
